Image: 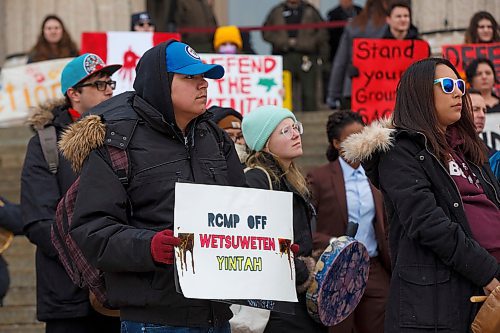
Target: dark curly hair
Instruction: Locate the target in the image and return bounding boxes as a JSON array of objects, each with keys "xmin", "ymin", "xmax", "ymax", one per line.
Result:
[{"xmin": 326, "ymin": 110, "xmax": 364, "ymax": 161}]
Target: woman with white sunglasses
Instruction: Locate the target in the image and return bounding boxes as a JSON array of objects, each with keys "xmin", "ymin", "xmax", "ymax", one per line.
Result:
[
  {"xmin": 341, "ymin": 58, "xmax": 500, "ymax": 332},
  {"xmin": 242, "ymin": 105, "xmax": 327, "ymax": 333}
]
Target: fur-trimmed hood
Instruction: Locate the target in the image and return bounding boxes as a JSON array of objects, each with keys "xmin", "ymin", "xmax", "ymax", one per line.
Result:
[
  {"xmin": 341, "ymin": 117, "xmax": 395, "ymax": 164},
  {"xmin": 58, "ymin": 115, "xmax": 106, "ymax": 173},
  {"xmin": 27, "ymin": 98, "xmax": 66, "ymax": 130},
  {"xmin": 340, "ymin": 117, "xmax": 395, "ymax": 189}
]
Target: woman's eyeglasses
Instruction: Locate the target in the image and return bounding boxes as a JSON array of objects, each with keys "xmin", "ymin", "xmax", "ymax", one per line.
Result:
[
  {"xmin": 77, "ymin": 80, "xmax": 117, "ymax": 91},
  {"xmin": 433, "ymin": 77, "xmax": 466, "ymax": 96},
  {"xmin": 280, "ymin": 122, "xmax": 303, "ymax": 139}
]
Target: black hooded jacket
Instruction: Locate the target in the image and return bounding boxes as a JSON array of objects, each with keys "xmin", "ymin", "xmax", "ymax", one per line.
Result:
[
  {"xmin": 20, "ymin": 101, "xmax": 92, "ymax": 321},
  {"xmin": 68, "ymin": 41, "xmax": 246, "ymax": 327},
  {"xmin": 343, "ymin": 121, "xmax": 500, "ymax": 332}
]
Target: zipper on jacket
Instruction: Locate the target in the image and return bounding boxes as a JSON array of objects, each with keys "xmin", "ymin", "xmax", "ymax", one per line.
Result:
[
  {"xmin": 183, "ymin": 134, "xmax": 197, "ymax": 180},
  {"xmin": 209, "ymin": 167, "xmax": 216, "ymax": 181},
  {"xmin": 183, "ymin": 135, "xmax": 191, "ymax": 161},
  {"xmin": 417, "ymin": 132, "xmax": 467, "ymax": 218}
]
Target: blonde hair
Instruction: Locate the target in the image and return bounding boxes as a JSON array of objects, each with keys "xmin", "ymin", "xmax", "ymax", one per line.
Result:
[{"xmin": 246, "ymin": 151, "xmax": 309, "ymax": 198}]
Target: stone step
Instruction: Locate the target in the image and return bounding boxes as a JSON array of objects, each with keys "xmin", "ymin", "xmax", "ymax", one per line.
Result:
[
  {"xmin": 4, "ymin": 237, "xmax": 35, "ymax": 255},
  {"xmin": 0, "ymin": 154, "xmax": 27, "ymax": 170},
  {"xmin": 3, "ymin": 238, "xmax": 36, "ymax": 262},
  {"xmin": 0, "ymin": 305, "xmax": 39, "ymax": 325},
  {"xmin": 3, "ymin": 286, "xmax": 36, "ymax": 306},
  {"xmin": 0, "ymin": 172, "xmax": 22, "ymax": 185},
  {"xmin": 0, "ymin": 126, "xmax": 33, "ymax": 141},
  {"xmin": 294, "ymin": 110, "xmax": 332, "ymax": 123},
  {"xmin": 4, "ymin": 251, "xmax": 36, "ymax": 270},
  {"xmin": 4, "ymin": 250, "xmax": 35, "ymax": 267},
  {"xmin": 302, "ymin": 136, "xmax": 329, "ymax": 147},
  {"xmin": 302, "ymin": 145, "xmax": 329, "ymax": 156},
  {"xmin": 0, "ymin": 323, "xmax": 45, "ymax": 333},
  {"xmin": 3, "ymin": 239, "xmax": 36, "ymax": 295},
  {"xmin": 9, "ymin": 268, "xmax": 36, "ymax": 288}
]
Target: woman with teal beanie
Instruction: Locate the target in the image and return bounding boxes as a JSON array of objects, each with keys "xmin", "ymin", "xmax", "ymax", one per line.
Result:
[{"xmin": 242, "ymin": 105, "xmax": 327, "ymax": 333}]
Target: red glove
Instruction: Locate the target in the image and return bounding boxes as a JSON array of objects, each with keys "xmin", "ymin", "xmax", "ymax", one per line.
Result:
[
  {"xmin": 291, "ymin": 243, "xmax": 300, "ymax": 255},
  {"xmin": 150, "ymin": 229, "xmax": 181, "ymax": 265}
]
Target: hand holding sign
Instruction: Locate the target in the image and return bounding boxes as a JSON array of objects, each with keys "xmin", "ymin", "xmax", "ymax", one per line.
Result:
[{"xmin": 151, "ymin": 229, "xmax": 181, "ymax": 265}]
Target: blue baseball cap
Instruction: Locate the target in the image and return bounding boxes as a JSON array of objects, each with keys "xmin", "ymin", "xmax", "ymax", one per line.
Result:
[
  {"xmin": 60, "ymin": 53, "xmax": 122, "ymax": 95},
  {"xmin": 166, "ymin": 42, "xmax": 224, "ymax": 79}
]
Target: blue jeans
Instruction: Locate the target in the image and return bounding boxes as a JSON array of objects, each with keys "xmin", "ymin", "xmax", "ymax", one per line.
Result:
[{"xmin": 120, "ymin": 321, "xmax": 231, "ymax": 333}]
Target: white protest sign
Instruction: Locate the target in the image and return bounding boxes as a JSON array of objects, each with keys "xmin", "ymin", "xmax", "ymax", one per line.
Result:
[
  {"xmin": 80, "ymin": 32, "xmax": 181, "ymax": 95},
  {"xmin": 174, "ymin": 183, "xmax": 297, "ymax": 302},
  {"xmin": 0, "ymin": 58, "xmax": 72, "ymax": 127},
  {"xmin": 200, "ymin": 54, "xmax": 283, "ymax": 116},
  {"xmin": 481, "ymin": 113, "xmax": 499, "ymax": 151}
]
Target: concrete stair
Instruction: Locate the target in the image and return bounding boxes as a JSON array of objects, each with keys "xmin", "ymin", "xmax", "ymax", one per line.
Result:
[
  {"xmin": 0, "ymin": 126, "xmax": 44, "ymax": 332},
  {"xmin": 294, "ymin": 110, "xmax": 332, "ymax": 174},
  {"xmin": 0, "ymin": 111, "xmax": 331, "ymax": 332}
]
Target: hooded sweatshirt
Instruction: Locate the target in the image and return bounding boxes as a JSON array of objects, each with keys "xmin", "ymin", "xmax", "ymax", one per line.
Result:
[
  {"xmin": 446, "ymin": 127, "xmax": 500, "ymax": 261},
  {"xmin": 65, "ymin": 41, "xmax": 246, "ymax": 327}
]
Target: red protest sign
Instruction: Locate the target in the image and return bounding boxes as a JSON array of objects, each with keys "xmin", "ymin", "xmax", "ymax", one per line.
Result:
[
  {"xmin": 442, "ymin": 43, "xmax": 500, "ymax": 90},
  {"xmin": 352, "ymin": 38, "xmax": 430, "ymax": 123}
]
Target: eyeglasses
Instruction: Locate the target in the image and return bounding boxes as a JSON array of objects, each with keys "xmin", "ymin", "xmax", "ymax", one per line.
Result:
[
  {"xmin": 280, "ymin": 122, "xmax": 303, "ymax": 139},
  {"xmin": 433, "ymin": 77, "xmax": 466, "ymax": 96},
  {"xmin": 77, "ymin": 80, "xmax": 116, "ymax": 91},
  {"xmin": 136, "ymin": 21, "xmax": 154, "ymax": 27}
]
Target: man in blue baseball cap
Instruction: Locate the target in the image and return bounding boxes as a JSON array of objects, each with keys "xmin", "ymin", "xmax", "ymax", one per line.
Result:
[
  {"xmin": 20, "ymin": 53, "xmax": 122, "ymax": 333},
  {"xmin": 61, "ymin": 40, "xmax": 245, "ymax": 332}
]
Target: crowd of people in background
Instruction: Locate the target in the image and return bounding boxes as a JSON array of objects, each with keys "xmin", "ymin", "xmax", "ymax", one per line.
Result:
[{"xmin": 0, "ymin": 1, "xmax": 499, "ymax": 333}]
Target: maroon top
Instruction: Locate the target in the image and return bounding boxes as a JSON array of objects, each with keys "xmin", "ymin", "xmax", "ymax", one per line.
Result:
[{"xmin": 446, "ymin": 128, "xmax": 500, "ymax": 261}]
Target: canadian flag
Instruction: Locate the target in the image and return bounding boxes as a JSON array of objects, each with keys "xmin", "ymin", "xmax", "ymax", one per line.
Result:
[{"xmin": 80, "ymin": 32, "xmax": 180, "ymax": 93}]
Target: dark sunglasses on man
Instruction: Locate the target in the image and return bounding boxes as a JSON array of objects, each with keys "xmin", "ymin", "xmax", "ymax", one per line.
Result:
[{"xmin": 77, "ymin": 80, "xmax": 117, "ymax": 91}]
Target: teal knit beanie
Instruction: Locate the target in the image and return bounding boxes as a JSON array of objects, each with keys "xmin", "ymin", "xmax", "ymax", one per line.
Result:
[{"xmin": 242, "ymin": 105, "xmax": 297, "ymax": 152}]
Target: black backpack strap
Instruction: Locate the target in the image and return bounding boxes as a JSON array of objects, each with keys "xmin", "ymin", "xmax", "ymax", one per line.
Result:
[{"xmin": 37, "ymin": 125, "xmax": 59, "ymax": 174}]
